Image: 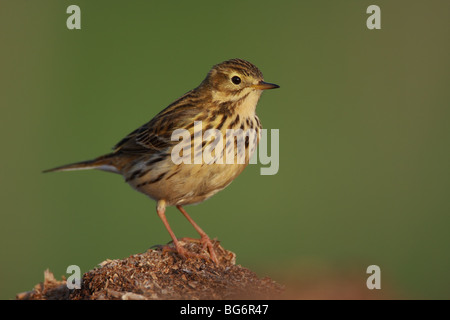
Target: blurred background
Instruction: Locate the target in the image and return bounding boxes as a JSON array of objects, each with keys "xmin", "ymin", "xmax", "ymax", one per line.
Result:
[{"xmin": 1, "ymin": 1, "xmax": 449, "ymax": 299}]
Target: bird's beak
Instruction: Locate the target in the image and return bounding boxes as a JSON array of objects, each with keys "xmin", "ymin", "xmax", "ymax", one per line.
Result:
[{"xmin": 252, "ymin": 81, "xmax": 280, "ymax": 90}]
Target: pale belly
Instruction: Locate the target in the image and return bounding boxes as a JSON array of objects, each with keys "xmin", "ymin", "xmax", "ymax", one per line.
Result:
[{"xmin": 129, "ymin": 161, "xmax": 248, "ymax": 206}]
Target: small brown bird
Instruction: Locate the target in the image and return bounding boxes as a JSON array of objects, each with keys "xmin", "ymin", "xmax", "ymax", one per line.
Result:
[{"xmin": 44, "ymin": 59, "xmax": 279, "ymax": 264}]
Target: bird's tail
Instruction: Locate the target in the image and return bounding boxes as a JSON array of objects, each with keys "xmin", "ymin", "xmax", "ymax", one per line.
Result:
[{"xmin": 43, "ymin": 153, "xmax": 120, "ymax": 174}]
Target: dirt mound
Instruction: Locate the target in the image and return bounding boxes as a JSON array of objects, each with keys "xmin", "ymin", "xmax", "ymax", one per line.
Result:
[{"xmin": 17, "ymin": 240, "xmax": 283, "ymax": 300}]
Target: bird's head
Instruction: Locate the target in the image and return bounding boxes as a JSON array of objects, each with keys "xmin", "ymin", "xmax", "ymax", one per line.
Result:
[{"xmin": 200, "ymin": 58, "xmax": 279, "ymax": 104}]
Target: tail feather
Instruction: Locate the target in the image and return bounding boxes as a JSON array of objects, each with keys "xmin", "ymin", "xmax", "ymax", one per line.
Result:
[{"xmin": 43, "ymin": 154, "xmax": 120, "ymax": 174}]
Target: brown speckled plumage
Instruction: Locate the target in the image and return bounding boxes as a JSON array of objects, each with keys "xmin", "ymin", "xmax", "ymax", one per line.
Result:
[{"xmin": 44, "ymin": 59, "xmax": 279, "ymax": 264}]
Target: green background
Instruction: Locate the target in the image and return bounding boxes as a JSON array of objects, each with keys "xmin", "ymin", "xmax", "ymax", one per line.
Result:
[{"xmin": 1, "ymin": 1, "xmax": 449, "ymax": 299}]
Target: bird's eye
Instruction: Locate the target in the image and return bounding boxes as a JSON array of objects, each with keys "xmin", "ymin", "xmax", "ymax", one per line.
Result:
[{"xmin": 231, "ymin": 76, "xmax": 241, "ymax": 85}]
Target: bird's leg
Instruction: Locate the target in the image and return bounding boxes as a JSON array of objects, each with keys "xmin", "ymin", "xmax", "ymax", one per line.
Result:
[
  {"xmin": 156, "ymin": 201, "xmax": 209, "ymax": 261},
  {"xmin": 176, "ymin": 205, "xmax": 219, "ymax": 264},
  {"xmin": 156, "ymin": 200, "xmax": 188, "ymax": 258}
]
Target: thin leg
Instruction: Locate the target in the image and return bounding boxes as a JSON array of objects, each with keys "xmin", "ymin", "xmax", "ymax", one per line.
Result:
[
  {"xmin": 156, "ymin": 200, "xmax": 186, "ymax": 257},
  {"xmin": 156, "ymin": 200, "xmax": 209, "ymax": 262},
  {"xmin": 176, "ymin": 205, "xmax": 219, "ymax": 264}
]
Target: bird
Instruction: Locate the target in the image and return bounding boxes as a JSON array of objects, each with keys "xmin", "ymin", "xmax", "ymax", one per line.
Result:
[{"xmin": 44, "ymin": 58, "xmax": 279, "ymax": 264}]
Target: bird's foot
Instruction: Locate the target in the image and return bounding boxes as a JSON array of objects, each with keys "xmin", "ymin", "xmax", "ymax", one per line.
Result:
[
  {"xmin": 159, "ymin": 240, "xmax": 216, "ymax": 264},
  {"xmin": 179, "ymin": 236, "xmax": 219, "ymax": 265}
]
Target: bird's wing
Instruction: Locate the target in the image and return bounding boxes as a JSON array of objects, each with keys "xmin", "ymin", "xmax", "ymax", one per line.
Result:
[
  {"xmin": 113, "ymin": 90, "xmax": 203, "ymax": 154},
  {"xmin": 112, "ymin": 123, "xmax": 168, "ymax": 154}
]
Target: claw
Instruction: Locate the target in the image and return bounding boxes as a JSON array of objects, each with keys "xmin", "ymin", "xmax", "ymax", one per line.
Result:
[
  {"xmin": 179, "ymin": 236, "xmax": 219, "ymax": 265},
  {"xmin": 160, "ymin": 241, "xmax": 210, "ymax": 262}
]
